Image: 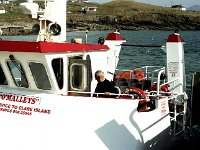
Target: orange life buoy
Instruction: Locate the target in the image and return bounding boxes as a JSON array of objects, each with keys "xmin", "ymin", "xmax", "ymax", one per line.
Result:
[
  {"xmin": 125, "ymin": 87, "xmax": 156, "ymax": 112},
  {"xmin": 126, "ymin": 87, "xmax": 147, "ymax": 99}
]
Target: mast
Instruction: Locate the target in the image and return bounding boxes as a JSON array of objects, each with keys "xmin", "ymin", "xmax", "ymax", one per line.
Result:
[
  {"xmin": 166, "ymin": 32, "xmax": 186, "ymax": 94},
  {"xmin": 20, "ymin": 0, "xmax": 67, "ymax": 42}
]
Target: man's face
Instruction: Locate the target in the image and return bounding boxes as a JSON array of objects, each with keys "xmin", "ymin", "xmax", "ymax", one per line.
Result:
[{"xmin": 96, "ymin": 76, "xmax": 101, "ymax": 82}]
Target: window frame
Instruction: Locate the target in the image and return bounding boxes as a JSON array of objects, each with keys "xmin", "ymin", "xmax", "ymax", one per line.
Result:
[
  {"xmin": 29, "ymin": 61, "xmax": 52, "ymax": 90},
  {"xmin": 6, "ymin": 59, "xmax": 29, "ymax": 88},
  {"xmin": 0, "ymin": 62, "xmax": 8, "ymax": 85},
  {"xmin": 70, "ymin": 63, "xmax": 87, "ymax": 91}
]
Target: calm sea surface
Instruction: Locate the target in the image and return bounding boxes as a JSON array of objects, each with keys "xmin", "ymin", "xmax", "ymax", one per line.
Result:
[
  {"xmin": 1, "ymin": 30, "xmax": 200, "ymax": 90},
  {"xmin": 69, "ymin": 30, "xmax": 200, "ymax": 91}
]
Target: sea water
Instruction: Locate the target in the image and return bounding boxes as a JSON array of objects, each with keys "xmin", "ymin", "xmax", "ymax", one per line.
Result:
[
  {"xmin": 67, "ymin": 30, "xmax": 200, "ymax": 91},
  {"xmin": 1, "ymin": 30, "xmax": 200, "ymax": 90}
]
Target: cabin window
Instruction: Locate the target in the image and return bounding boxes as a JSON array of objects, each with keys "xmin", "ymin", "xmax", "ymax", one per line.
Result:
[
  {"xmin": 70, "ymin": 63, "xmax": 87, "ymax": 90},
  {"xmin": 29, "ymin": 62, "xmax": 51, "ymax": 90},
  {"xmin": 0, "ymin": 64, "xmax": 8, "ymax": 85},
  {"xmin": 52, "ymin": 58, "xmax": 63, "ymax": 89},
  {"xmin": 7, "ymin": 60, "xmax": 28, "ymax": 88}
]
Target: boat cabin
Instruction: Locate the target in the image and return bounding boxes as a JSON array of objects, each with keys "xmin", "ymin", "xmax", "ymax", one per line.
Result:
[{"xmin": 0, "ymin": 32, "xmax": 126, "ymax": 97}]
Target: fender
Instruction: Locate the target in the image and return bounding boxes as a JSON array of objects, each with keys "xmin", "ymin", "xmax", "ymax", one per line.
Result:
[
  {"xmin": 137, "ymin": 99, "xmax": 156, "ymax": 112},
  {"xmin": 148, "ymin": 84, "xmax": 170, "ymax": 96},
  {"xmin": 148, "ymin": 84, "xmax": 169, "ymax": 92}
]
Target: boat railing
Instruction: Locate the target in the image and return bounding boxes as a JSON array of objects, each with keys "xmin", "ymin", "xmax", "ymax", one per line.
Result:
[
  {"xmin": 146, "ymin": 67, "xmax": 183, "ymax": 97},
  {"xmin": 169, "ymin": 92, "xmax": 188, "ymax": 139},
  {"xmin": 146, "ymin": 90, "xmax": 188, "ymax": 139},
  {"xmin": 155, "ymin": 69, "xmax": 165, "ymax": 95},
  {"xmin": 155, "ymin": 72, "xmax": 187, "ymax": 139},
  {"xmin": 116, "ymin": 66, "xmax": 165, "ymax": 82},
  {"xmin": 141, "ymin": 69, "xmax": 188, "ymax": 139},
  {"xmin": 66, "ymin": 66, "xmax": 183, "ymax": 102},
  {"xmin": 67, "ymin": 89, "xmax": 159, "ymax": 101},
  {"xmin": 115, "ymin": 66, "xmax": 165, "ymax": 85},
  {"xmin": 136, "ymin": 66, "xmax": 165, "ymax": 81},
  {"xmin": 67, "ymin": 90, "xmax": 136, "ymax": 99}
]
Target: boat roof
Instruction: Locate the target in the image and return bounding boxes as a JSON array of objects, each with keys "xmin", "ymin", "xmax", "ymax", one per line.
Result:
[{"xmin": 0, "ymin": 40, "xmax": 109, "ymax": 53}]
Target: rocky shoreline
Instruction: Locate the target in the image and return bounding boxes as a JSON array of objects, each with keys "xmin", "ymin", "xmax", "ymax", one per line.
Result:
[
  {"xmin": 0, "ymin": 22, "xmax": 36, "ymax": 36},
  {"xmin": 0, "ymin": 27, "xmax": 32, "ymax": 36},
  {"xmin": 0, "ymin": 21, "xmax": 156, "ymax": 36},
  {"xmin": 1, "ymin": 18, "xmax": 200, "ymax": 36},
  {"xmin": 1, "ymin": 0, "xmax": 200, "ymax": 36}
]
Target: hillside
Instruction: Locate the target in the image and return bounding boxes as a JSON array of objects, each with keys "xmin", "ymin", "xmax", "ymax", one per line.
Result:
[
  {"xmin": 1, "ymin": 1, "xmax": 200, "ymax": 35},
  {"xmin": 67, "ymin": 1, "xmax": 200, "ymax": 31}
]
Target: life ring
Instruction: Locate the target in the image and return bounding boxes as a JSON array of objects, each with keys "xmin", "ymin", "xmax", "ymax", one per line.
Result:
[
  {"xmin": 125, "ymin": 87, "xmax": 155, "ymax": 112},
  {"xmin": 126, "ymin": 87, "xmax": 147, "ymax": 99}
]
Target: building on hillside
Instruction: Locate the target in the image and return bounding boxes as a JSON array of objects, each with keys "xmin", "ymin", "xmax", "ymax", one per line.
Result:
[
  {"xmin": 171, "ymin": 4, "xmax": 186, "ymax": 11},
  {"xmin": 68, "ymin": 0, "xmax": 89, "ymax": 3},
  {"xmin": 0, "ymin": 7, "xmax": 6, "ymax": 14},
  {"xmin": 0, "ymin": 0, "xmax": 9, "ymax": 4},
  {"xmin": 81, "ymin": 6, "xmax": 97, "ymax": 13}
]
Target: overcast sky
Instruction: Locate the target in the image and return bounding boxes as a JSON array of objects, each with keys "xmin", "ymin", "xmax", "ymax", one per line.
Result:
[{"xmin": 90, "ymin": 0, "xmax": 199, "ymax": 8}]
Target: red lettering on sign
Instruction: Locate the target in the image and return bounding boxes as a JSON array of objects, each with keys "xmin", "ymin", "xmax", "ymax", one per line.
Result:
[
  {"xmin": 0, "ymin": 93, "xmax": 51, "ymax": 116},
  {"xmin": 161, "ymin": 101, "xmax": 167, "ymax": 115},
  {"xmin": 0, "ymin": 92, "xmax": 40, "ymax": 105}
]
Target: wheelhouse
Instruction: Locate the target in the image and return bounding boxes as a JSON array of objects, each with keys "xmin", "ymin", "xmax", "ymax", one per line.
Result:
[{"xmin": 0, "ymin": 40, "xmax": 112, "ymax": 96}]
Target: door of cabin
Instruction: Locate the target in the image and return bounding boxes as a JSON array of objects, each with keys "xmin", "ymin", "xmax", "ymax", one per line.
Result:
[{"xmin": 68, "ymin": 55, "xmax": 92, "ymax": 96}]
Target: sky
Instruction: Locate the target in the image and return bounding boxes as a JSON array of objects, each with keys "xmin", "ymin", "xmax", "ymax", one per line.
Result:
[{"xmin": 90, "ymin": 0, "xmax": 199, "ymax": 8}]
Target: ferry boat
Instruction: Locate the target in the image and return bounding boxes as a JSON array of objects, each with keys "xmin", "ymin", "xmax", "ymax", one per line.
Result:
[{"xmin": 0, "ymin": 0, "xmax": 188, "ymax": 149}]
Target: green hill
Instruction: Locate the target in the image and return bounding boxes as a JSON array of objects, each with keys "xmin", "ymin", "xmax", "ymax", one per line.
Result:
[
  {"xmin": 1, "ymin": 0, "xmax": 200, "ymax": 35},
  {"xmin": 67, "ymin": 1, "xmax": 200, "ymax": 31}
]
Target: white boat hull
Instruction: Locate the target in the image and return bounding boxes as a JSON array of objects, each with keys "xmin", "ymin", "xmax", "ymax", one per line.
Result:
[{"xmin": 0, "ymin": 89, "xmax": 172, "ymax": 150}]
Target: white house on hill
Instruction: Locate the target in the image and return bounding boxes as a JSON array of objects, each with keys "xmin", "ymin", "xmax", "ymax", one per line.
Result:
[
  {"xmin": 0, "ymin": 0, "xmax": 9, "ymax": 4},
  {"xmin": 81, "ymin": 6, "xmax": 97, "ymax": 13},
  {"xmin": 0, "ymin": 7, "xmax": 6, "ymax": 14},
  {"xmin": 68, "ymin": 0, "xmax": 89, "ymax": 3},
  {"xmin": 171, "ymin": 4, "xmax": 186, "ymax": 11}
]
